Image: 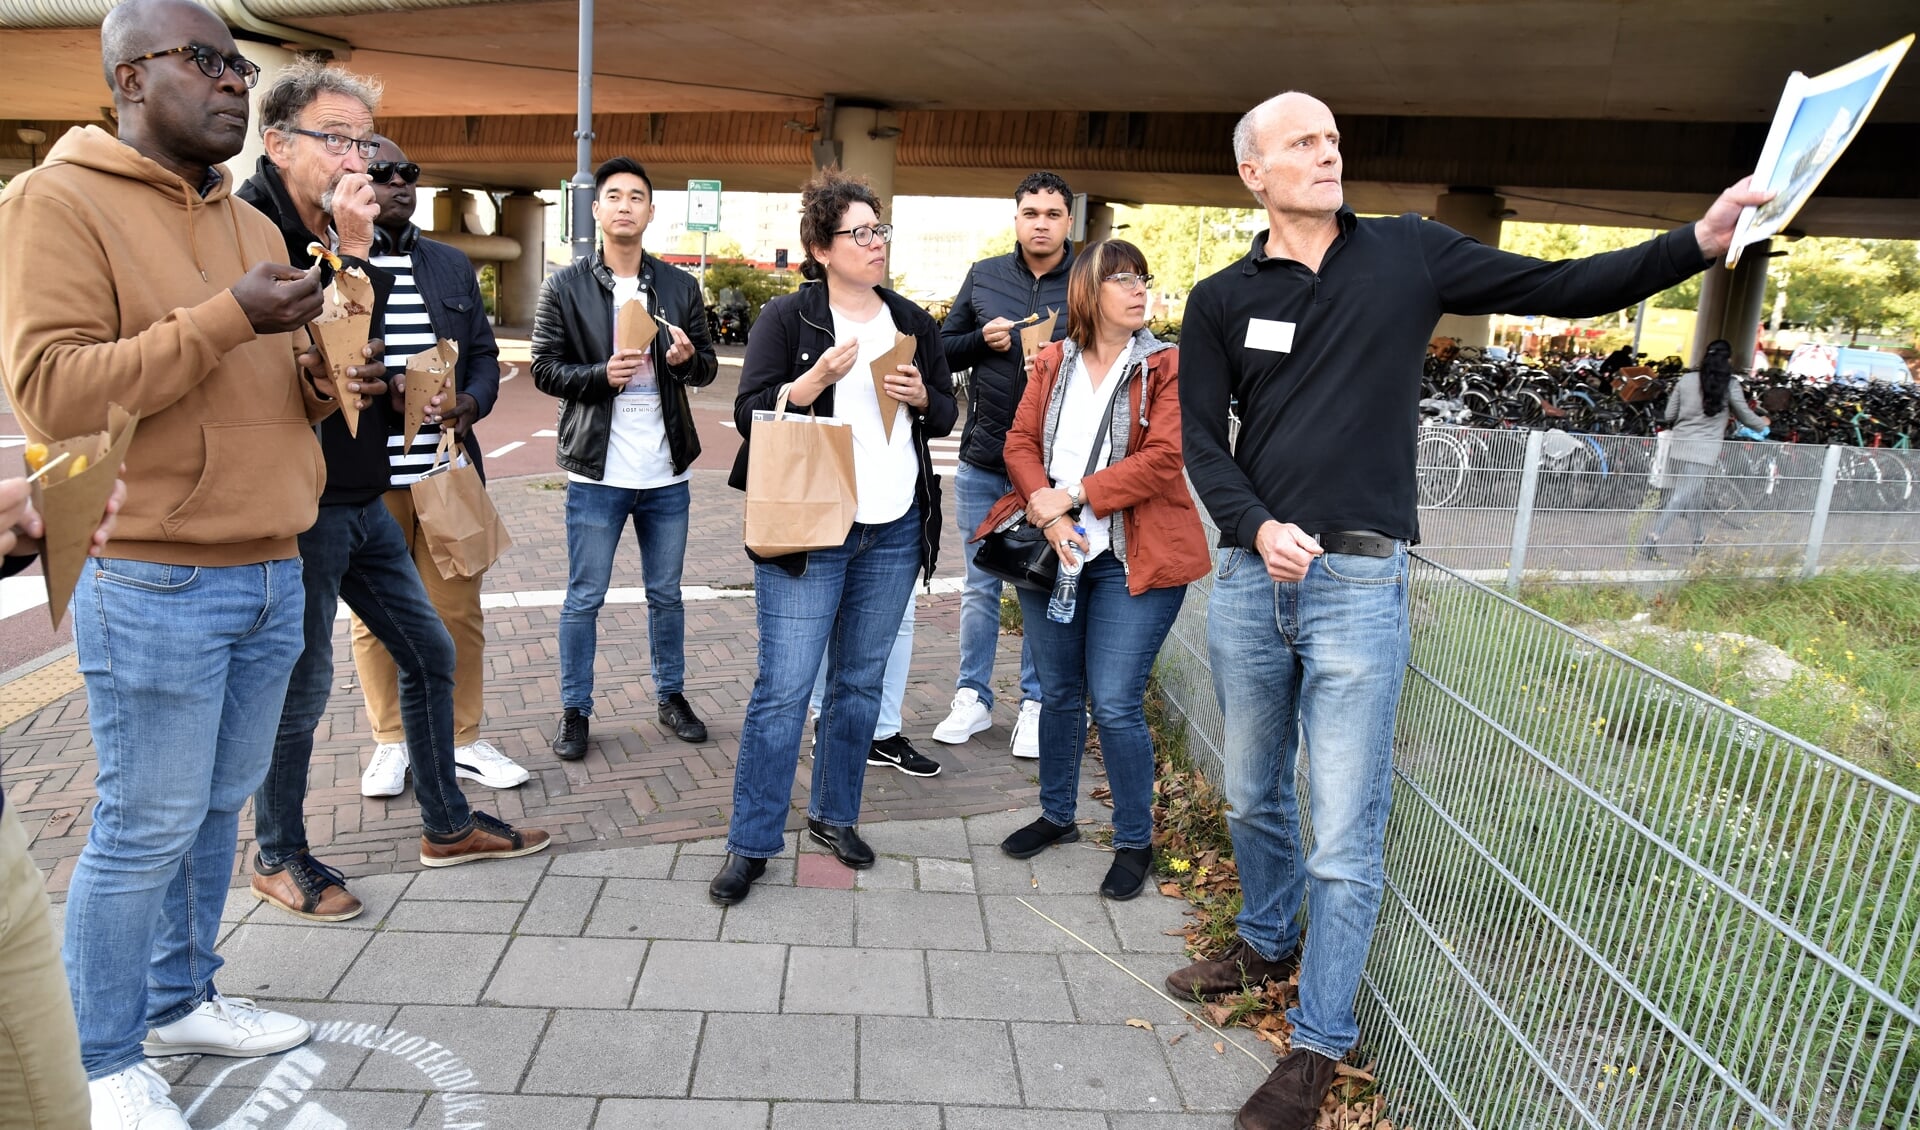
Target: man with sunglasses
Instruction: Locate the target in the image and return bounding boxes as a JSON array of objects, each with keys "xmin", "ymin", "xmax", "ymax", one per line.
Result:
[
  {"xmin": 240, "ymin": 60, "xmax": 549, "ymax": 931},
  {"xmin": 349, "ymin": 136, "xmax": 528, "ymax": 801},
  {"xmin": 533, "ymin": 156, "xmax": 718, "ymax": 761}
]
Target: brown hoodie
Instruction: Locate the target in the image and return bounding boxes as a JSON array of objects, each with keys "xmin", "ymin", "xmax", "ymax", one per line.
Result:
[{"xmin": 0, "ymin": 125, "xmax": 332, "ymax": 567}]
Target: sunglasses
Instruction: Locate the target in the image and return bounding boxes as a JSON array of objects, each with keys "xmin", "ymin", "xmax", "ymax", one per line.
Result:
[{"xmin": 367, "ymin": 162, "xmax": 421, "ymax": 186}]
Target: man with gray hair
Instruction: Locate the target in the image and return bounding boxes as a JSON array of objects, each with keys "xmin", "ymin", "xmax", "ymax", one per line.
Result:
[
  {"xmin": 1174, "ymin": 90, "xmax": 1769, "ymax": 1130},
  {"xmin": 240, "ymin": 59, "xmax": 549, "ymax": 930}
]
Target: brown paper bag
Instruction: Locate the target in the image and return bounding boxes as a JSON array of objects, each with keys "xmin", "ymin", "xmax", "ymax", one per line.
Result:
[
  {"xmin": 311, "ymin": 266, "xmax": 377, "ymax": 436},
  {"xmin": 410, "ymin": 432, "xmax": 512, "ymax": 580},
  {"xmin": 869, "ymin": 331, "xmax": 916, "ymax": 440},
  {"xmin": 23, "ymin": 403, "xmax": 139, "ymax": 630},
  {"xmin": 403, "ymin": 339, "xmax": 460, "ymax": 451},
  {"xmin": 616, "ymin": 300, "xmax": 659, "ymax": 354},
  {"xmin": 1019, "ymin": 308, "xmax": 1060, "ymax": 361},
  {"xmin": 743, "ymin": 387, "xmax": 858, "ymax": 558}
]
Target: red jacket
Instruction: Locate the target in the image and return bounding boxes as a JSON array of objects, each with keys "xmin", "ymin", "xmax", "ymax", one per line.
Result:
[{"xmin": 975, "ymin": 337, "xmax": 1209, "ymax": 595}]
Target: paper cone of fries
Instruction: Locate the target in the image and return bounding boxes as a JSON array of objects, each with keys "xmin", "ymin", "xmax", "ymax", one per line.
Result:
[
  {"xmin": 1019, "ymin": 308, "xmax": 1059, "ymax": 361},
  {"xmin": 21, "ymin": 403, "xmax": 138, "ymax": 630},
  {"xmin": 869, "ymin": 331, "xmax": 916, "ymax": 440},
  {"xmin": 403, "ymin": 339, "xmax": 460, "ymax": 450},
  {"xmin": 311, "ymin": 266, "xmax": 377, "ymax": 436},
  {"xmin": 616, "ymin": 300, "xmax": 659, "ymax": 354}
]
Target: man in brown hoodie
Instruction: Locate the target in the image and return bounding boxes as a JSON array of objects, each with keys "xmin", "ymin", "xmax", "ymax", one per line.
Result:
[{"xmin": 0, "ymin": 1, "xmax": 385, "ymax": 1125}]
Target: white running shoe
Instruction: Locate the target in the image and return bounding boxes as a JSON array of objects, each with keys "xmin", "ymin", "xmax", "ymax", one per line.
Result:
[
  {"xmin": 361, "ymin": 741, "xmax": 409, "ymax": 797},
  {"xmin": 454, "ymin": 739, "xmax": 531, "ymax": 788},
  {"xmin": 88, "ymin": 1062, "xmax": 188, "ymax": 1130},
  {"xmin": 1011, "ymin": 699, "xmax": 1042, "ymax": 759},
  {"xmin": 932, "ymin": 688, "xmax": 993, "ymax": 744},
  {"xmin": 140, "ymin": 993, "xmax": 311, "ymax": 1058}
]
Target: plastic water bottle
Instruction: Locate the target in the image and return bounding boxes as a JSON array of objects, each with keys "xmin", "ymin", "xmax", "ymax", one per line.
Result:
[{"xmin": 1047, "ymin": 530, "xmax": 1085, "ymax": 624}]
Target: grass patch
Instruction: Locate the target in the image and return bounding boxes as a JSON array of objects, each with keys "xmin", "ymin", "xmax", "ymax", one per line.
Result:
[{"xmin": 1000, "ymin": 587, "xmax": 1023, "ymax": 634}]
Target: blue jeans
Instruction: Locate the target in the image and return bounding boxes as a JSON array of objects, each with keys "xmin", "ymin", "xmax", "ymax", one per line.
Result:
[
  {"xmin": 810, "ymin": 598, "xmax": 914, "ymax": 739},
  {"xmin": 1016, "ymin": 553, "xmax": 1184, "ymax": 851},
  {"xmin": 727, "ymin": 508, "xmax": 921, "ymax": 858},
  {"xmin": 1206, "ymin": 543, "xmax": 1411, "ymax": 1061},
  {"xmin": 63, "ymin": 557, "xmax": 304, "ymax": 1078},
  {"xmin": 561, "ymin": 479, "xmax": 691, "ymax": 712},
  {"xmin": 257, "ymin": 499, "xmax": 469, "ymax": 865},
  {"xmin": 954, "ymin": 461, "xmax": 1040, "ymax": 709}
]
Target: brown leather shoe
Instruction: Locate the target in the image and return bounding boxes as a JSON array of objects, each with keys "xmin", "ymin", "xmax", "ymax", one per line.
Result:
[
  {"xmin": 251, "ymin": 852, "xmax": 363, "ymax": 922},
  {"xmin": 1236, "ymin": 1047, "xmax": 1340, "ymax": 1130},
  {"xmin": 419, "ymin": 811, "xmax": 552, "ymax": 868},
  {"xmin": 1165, "ymin": 937, "xmax": 1299, "ymax": 999}
]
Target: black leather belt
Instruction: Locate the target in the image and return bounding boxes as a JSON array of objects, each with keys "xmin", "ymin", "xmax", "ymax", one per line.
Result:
[{"xmin": 1316, "ymin": 530, "xmax": 1397, "ymax": 558}]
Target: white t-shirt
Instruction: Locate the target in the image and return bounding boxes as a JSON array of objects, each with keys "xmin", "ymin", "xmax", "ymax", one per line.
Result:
[
  {"xmin": 569, "ymin": 276, "xmax": 689, "ymax": 490},
  {"xmin": 829, "ymin": 304, "xmax": 917, "ymax": 525},
  {"xmin": 1046, "ymin": 349, "xmax": 1129, "ymax": 563}
]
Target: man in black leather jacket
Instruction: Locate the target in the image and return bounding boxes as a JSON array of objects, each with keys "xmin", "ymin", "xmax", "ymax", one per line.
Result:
[{"xmin": 532, "ymin": 156, "xmax": 719, "ymax": 761}]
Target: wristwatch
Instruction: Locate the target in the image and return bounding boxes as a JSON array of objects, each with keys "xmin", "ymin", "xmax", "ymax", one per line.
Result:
[{"xmin": 1066, "ymin": 481, "xmax": 1085, "ymax": 509}]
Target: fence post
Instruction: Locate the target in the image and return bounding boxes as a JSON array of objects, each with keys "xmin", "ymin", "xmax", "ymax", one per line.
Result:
[
  {"xmin": 1506, "ymin": 429, "xmax": 1545, "ymax": 594},
  {"xmin": 1802, "ymin": 444, "xmax": 1843, "ymax": 579}
]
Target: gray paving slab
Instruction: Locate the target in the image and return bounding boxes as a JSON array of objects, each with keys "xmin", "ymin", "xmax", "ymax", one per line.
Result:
[
  {"xmin": 677, "ymin": 834, "xmax": 746, "ymax": 857},
  {"xmin": 1029, "ymin": 841, "xmax": 1125, "ymax": 893},
  {"xmin": 485, "ymin": 935, "xmax": 647, "ymax": 1008},
  {"xmin": 917, "ymin": 857, "xmax": 976, "ymax": 893},
  {"xmin": 213, "ymin": 923, "xmax": 371, "ymax": 1000},
  {"xmin": 943, "ymin": 1109, "xmax": 1108, "ymax": 1130},
  {"xmin": 522, "ymin": 1010, "xmax": 703, "ymax": 1096},
  {"xmin": 347, "ymin": 1004, "xmax": 550, "ymax": 1093},
  {"xmin": 596, "ymin": 1098, "xmax": 773, "ymax": 1129},
  {"xmin": 691, "ymin": 1013, "xmax": 856, "ymax": 1101},
  {"xmin": 516, "ymin": 873, "xmax": 600, "ymax": 935},
  {"xmin": 1106, "ymin": 1114, "xmax": 1240, "ymax": 1129},
  {"xmin": 781, "ymin": 946, "xmax": 927, "ymax": 1016},
  {"xmin": 1012, "ymin": 1022, "xmax": 1181, "ymax": 1111},
  {"xmin": 857, "ymin": 1016, "xmax": 1020, "ymax": 1105},
  {"xmin": 971, "ymin": 851, "xmax": 1038, "ymax": 894},
  {"xmin": 984, "ymin": 893, "xmax": 1122, "ymax": 953},
  {"xmin": 771, "ymin": 1101, "xmax": 940, "ymax": 1129},
  {"xmin": 418, "ymin": 1093, "xmax": 597, "ymax": 1128},
  {"xmin": 966, "ymin": 807, "xmax": 1037, "ymax": 845},
  {"xmin": 326, "ymin": 871, "xmax": 415, "ymax": 929},
  {"xmin": 854, "ymin": 889, "xmax": 985, "ymax": 950},
  {"xmin": 384, "ymin": 899, "xmax": 525, "ymax": 934},
  {"xmin": 175, "ymin": 1084, "xmax": 424, "ymax": 1126},
  {"xmin": 1105, "ymin": 889, "xmax": 1193, "ymax": 953},
  {"xmin": 589, "ymin": 877, "xmax": 725, "ymax": 940},
  {"xmin": 859, "ymin": 816, "xmax": 972, "ymax": 859},
  {"xmin": 331, "ymin": 930, "xmax": 509, "ymax": 1005},
  {"xmin": 719, "ymin": 884, "xmax": 855, "ymax": 946},
  {"xmin": 634, "ymin": 939, "xmax": 786, "ymax": 1013},
  {"xmin": 1159, "ymin": 1024, "xmax": 1272, "ymax": 1113},
  {"xmin": 172, "ymin": 1001, "xmax": 397, "ymax": 1087},
  {"xmin": 547, "ymin": 842, "xmax": 678, "ymax": 878},
  {"xmin": 1059, "ymin": 951, "xmax": 1195, "ymax": 1027},
  {"xmin": 674, "ymin": 851, "xmax": 797, "ymax": 885},
  {"xmin": 927, "ymin": 949, "xmax": 1074, "ymax": 1021},
  {"xmin": 402, "ymin": 854, "xmax": 549, "ymax": 902},
  {"xmin": 852, "ymin": 856, "xmax": 915, "ymax": 890},
  {"xmin": 221, "ymin": 884, "xmax": 257, "ymax": 924}
]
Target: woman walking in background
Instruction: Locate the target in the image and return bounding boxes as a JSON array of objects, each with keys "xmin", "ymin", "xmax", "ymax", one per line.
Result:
[{"xmin": 1643, "ymin": 338, "xmax": 1770, "ymax": 560}]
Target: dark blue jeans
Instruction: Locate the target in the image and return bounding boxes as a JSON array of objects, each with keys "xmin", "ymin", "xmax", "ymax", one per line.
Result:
[
  {"xmin": 726, "ymin": 508, "xmax": 921, "ymax": 858},
  {"xmin": 256, "ymin": 498, "xmax": 469, "ymax": 865},
  {"xmin": 560, "ymin": 479, "xmax": 691, "ymax": 712},
  {"xmin": 1016, "ymin": 553, "xmax": 1185, "ymax": 851}
]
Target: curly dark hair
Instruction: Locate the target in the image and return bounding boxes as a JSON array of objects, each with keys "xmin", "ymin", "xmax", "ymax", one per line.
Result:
[
  {"xmin": 1014, "ymin": 171, "xmax": 1073, "ymax": 207},
  {"xmin": 798, "ymin": 168, "xmax": 882, "ymax": 282}
]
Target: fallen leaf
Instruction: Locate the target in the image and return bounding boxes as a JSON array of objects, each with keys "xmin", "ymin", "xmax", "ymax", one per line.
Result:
[
  {"xmin": 1125, "ymin": 1018, "xmax": 1154, "ymax": 1031},
  {"xmin": 1167, "ymin": 1032, "xmax": 1186, "ymax": 1046},
  {"xmin": 1213, "ymin": 1041, "xmax": 1226, "ymax": 1055}
]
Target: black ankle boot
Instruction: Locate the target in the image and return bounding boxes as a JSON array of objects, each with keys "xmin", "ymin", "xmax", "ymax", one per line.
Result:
[
  {"xmin": 1100, "ymin": 847, "xmax": 1154, "ymax": 900},
  {"xmin": 708, "ymin": 853, "xmax": 767, "ymax": 905},
  {"xmin": 806, "ymin": 819, "xmax": 874, "ymax": 869},
  {"xmin": 1000, "ymin": 815, "xmax": 1080, "ymax": 859}
]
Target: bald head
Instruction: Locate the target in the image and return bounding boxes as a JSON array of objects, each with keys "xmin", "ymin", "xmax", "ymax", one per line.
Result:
[
  {"xmin": 1233, "ymin": 92, "xmax": 1344, "ymax": 219},
  {"xmin": 100, "ymin": 0, "xmax": 229, "ymax": 94},
  {"xmin": 1232, "ymin": 92, "xmax": 1334, "ymax": 167}
]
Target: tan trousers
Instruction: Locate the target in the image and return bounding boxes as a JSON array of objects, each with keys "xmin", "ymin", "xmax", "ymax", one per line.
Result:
[
  {"xmin": 0, "ymin": 804, "xmax": 89, "ymax": 1128},
  {"xmin": 350, "ymin": 490, "xmax": 487, "ymax": 746}
]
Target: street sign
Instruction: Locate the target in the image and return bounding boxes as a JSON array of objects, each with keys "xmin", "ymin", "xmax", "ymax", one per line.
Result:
[{"xmin": 687, "ymin": 179, "xmax": 722, "ymax": 232}]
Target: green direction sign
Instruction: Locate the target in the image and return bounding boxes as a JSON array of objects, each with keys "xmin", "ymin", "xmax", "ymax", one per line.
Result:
[{"xmin": 687, "ymin": 179, "xmax": 722, "ymax": 232}]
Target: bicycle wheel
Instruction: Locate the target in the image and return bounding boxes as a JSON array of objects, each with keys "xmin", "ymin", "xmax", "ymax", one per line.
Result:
[{"xmin": 1417, "ymin": 432, "xmax": 1470, "ymax": 508}]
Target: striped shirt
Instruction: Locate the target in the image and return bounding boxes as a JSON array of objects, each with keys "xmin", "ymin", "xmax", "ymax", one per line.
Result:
[{"xmin": 371, "ymin": 251, "xmax": 444, "ymax": 485}]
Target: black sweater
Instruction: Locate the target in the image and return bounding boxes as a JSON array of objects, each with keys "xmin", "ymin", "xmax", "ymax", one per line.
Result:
[{"xmin": 1179, "ymin": 208, "xmax": 1709, "ymax": 547}]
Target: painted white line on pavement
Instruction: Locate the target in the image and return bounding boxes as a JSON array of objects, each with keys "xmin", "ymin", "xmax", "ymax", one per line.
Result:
[
  {"xmin": 2, "ymin": 575, "xmax": 47, "ymax": 618},
  {"xmin": 0, "ymin": 436, "xmax": 25, "ymax": 449},
  {"xmin": 487, "ymin": 441, "xmax": 526, "ymax": 459},
  {"xmin": 532, "ymin": 429, "xmax": 557, "ymax": 438},
  {"xmin": 333, "ymin": 576, "xmax": 968, "ymax": 620}
]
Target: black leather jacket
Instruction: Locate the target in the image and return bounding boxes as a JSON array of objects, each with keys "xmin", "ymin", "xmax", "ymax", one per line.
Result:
[
  {"xmin": 531, "ymin": 248, "xmax": 718, "ymax": 479},
  {"xmin": 729, "ymin": 282, "xmax": 957, "ymax": 581},
  {"xmin": 940, "ymin": 242, "xmax": 1074, "ymax": 475}
]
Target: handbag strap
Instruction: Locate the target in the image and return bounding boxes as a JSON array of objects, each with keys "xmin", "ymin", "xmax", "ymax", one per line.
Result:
[{"xmin": 1079, "ymin": 385, "xmax": 1120, "ymax": 483}]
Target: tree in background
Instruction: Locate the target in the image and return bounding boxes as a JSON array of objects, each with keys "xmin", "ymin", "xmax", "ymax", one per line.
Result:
[
  {"xmin": 700, "ymin": 259, "xmax": 797, "ymax": 319},
  {"xmin": 1766, "ymin": 238, "xmax": 1920, "ymax": 345},
  {"xmin": 1111, "ymin": 204, "xmax": 1262, "ymax": 301}
]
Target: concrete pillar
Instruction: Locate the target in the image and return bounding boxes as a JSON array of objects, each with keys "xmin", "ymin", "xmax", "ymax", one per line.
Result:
[
  {"xmin": 1689, "ymin": 258, "xmax": 1733, "ymax": 367},
  {"xmin": 230, "ymin": 42, "xmax": 300, "ymax": 185},
  {"xmin": 818, "ymin": 106, "xmax": 899, "ymax": 282},
  {"xmin": 433, "ymin": 189, "xmax": 479, "ymax": 236},
  {"xmin": 1431, "ymin": 188, "xmax": 1506, "ymax": 348},
  {"xmin": 1719, "ymin": 239, "xmax": 1770, "ymax": 369},
  {"xmin": 497, "ymin": 192, "xmax": 546, "ymax": 328},
  {"xmin": 1083, "ymin": 200, "xmax": 1116, "ymax": 245}
]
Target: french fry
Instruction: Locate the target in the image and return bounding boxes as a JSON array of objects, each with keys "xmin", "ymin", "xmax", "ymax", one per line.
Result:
[
  {"xmin": 25, "ymin": 450, "xmax": 70, "ymax": 482},
  {"xmin": 23, "ymin": 442, "xmax": 48, "ymax": 472},
  {"xmin": 306, "ymin": 240, "xmax": 342, "ymax": 271}
]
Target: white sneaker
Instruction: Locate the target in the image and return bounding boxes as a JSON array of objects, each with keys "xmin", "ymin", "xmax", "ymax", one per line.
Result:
[
  {"xmin": 932, "ymin": 688, "xmax": 993, "ymax": 744},
  {"xmin": 1011, "ymin": 699, "xmax": 1042, "ymax": 759},
  {"xmin": 454, "ymin": 739, "xmax": 531, "ymax": 788},
  {"xmin": 88, "ymin": 1062, "xmax": 187, "ymax": 1130},
  {"xmin": 361, "ymin": 741, "xmax": 409, "ymax": 797},
  {"xmin": 140, "ymin": 993, "xmax": 311, "ymax": 1059}
]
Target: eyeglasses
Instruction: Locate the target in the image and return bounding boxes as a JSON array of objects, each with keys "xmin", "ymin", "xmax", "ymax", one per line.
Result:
[
  {"xmin": 367, "ymin": 161, "xmax": 421, "ymax": 185},
  {"xmin": 123, "ymin": 44, "xmax": 261, "ymax": 88},
  {"xmin": 1103, "ymin": 272, "xmax": 1154, "ymax": 291},
  {"xmin": 285, "ymin": 128, "xmax": 381, "ymax": 160},
  {"xmin": 833, "ymin": 224, "xmax": 894, "ymax": 247}
]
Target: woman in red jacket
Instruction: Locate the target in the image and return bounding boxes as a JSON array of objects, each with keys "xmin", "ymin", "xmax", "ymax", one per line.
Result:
[{"xmin": 975, "ymin": 240, "xmax": 1209, "ymax": 899}]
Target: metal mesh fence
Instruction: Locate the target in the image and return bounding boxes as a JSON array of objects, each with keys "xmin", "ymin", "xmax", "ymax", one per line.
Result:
[{"xmin": 1153, "ymin": 534, "xmax": 1918, "ymax": 1129}]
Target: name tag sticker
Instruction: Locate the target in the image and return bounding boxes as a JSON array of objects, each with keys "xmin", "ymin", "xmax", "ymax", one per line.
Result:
[{"xmin": 1245, "ymin": 318, "xmax": 1296, "ymax": 353}]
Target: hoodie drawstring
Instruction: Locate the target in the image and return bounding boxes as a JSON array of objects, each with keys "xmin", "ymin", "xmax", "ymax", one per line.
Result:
[{"xmin": 181, "ymin": 182, "xmax": 209, "ymax": 282}]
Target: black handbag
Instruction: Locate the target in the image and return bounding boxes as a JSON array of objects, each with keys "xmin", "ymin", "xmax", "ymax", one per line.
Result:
[{"xmin": 974, "ymin": 391, "xmax": 1118, "ymax": 593}]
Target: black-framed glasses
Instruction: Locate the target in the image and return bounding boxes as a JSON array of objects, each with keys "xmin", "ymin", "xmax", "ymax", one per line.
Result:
[
  {"xmin": 368, "ymin": 161, "xmax": 420, "ymax": 186},
  {"xmin": 285, "ymin": 128, "xmax": 380, "ymax": 160},
  {"xmin": 1103, "ymin": 272, "xmax": 1154, "ymax": 291},
  {"xmin": 124, "ymin": 44, "xmax": 260, "ymax": 88},
  {"xmin": 833, "ymin": 223, "xmax": 894, "ymax": 247}
]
